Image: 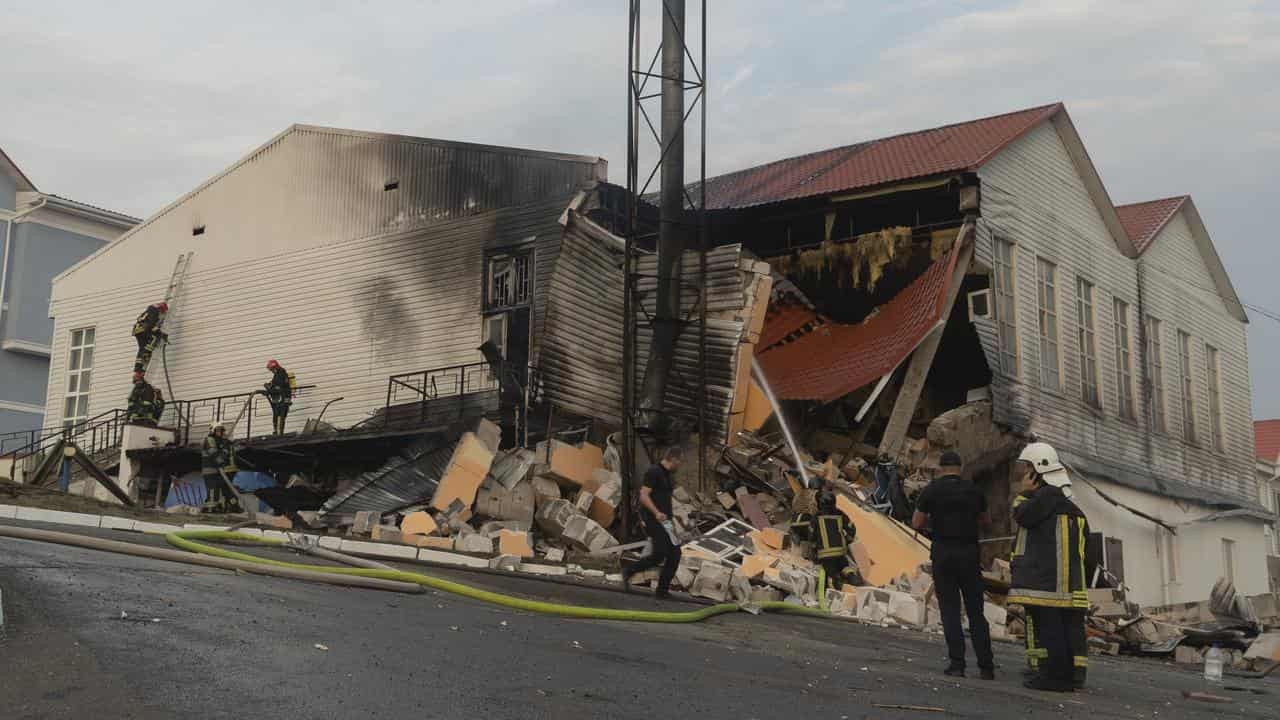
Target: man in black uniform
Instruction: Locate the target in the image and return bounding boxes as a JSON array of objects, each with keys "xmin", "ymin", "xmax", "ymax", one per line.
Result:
[
  {"xmin": 621, "ymin": 445, "xmax": 684, "ymax": 598},
  {"xmin": 913, "ymin": 451, "xmax": 995, "ymax": 679},
  {"xmin": 264, "ymin": 359, "xmax": 292, "ymax": 435},
  {"xmin": 127, "ymin": 373, "xmax": 165, "ymax": 426},
  {"xmin": 132, "ymin": 302, "xmax": 168, "ymax": 374}
]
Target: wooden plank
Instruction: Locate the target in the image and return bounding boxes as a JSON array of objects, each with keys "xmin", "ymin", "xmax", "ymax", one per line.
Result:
[
  {"xmin": 879, "ymin": 230, "xmax": 976, "ymax": 459},
  {"xmin": 68, "ymin": 444, "xmax": 136, "ymax": 507}
]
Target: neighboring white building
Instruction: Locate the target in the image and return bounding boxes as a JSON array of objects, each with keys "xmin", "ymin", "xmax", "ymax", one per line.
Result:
[
  {"xmin": 43, "ymin": 125, "xmax": 605, "ymax": 437},
  {"xmin": 1256, "ymin": 420, "xmax": 1280, "ymax": 592}
]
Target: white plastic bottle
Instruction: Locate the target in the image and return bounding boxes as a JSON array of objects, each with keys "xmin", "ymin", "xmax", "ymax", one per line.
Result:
[{"xmin": 1203, "ymin": 645, "xmax": 1224, "ymax": 683}]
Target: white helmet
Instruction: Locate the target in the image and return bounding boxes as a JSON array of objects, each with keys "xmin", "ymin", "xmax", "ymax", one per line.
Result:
[{"xmin": 1018, "ymin": 442, "xmax": 1072, "ymax": 496}]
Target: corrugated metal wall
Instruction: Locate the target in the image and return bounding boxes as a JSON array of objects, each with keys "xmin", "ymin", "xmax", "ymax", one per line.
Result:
[
  {"xmin": 538, "ymin": 212, "xmax": 768, "ymax": 444},
  {"xmin": 973, "ymin": 121, "xmax": 1256, "ymax": 505},
  {"xmin": 53, "ymin": 126, "xmax": 605, "ymax": 302},
  {"xmin": 44, "ymin": 195, "xmax": 573, "ymax": 433}
]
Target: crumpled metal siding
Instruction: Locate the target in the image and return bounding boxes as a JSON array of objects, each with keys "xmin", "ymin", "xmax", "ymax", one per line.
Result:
[
  {"xmin": 320, "ymin": 435, "xmax": 457, "ymax": 515},
  {"xmin": 538, "ymin": 212, "xmax": 767, "ymax": 444}
]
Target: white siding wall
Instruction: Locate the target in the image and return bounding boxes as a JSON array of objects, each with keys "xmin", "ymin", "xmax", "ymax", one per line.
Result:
[
  {"xmin": 44, "ymin": 197, "xmax": 570, "ymax": 432},
  {"xmin": 974, "ymin": 121, "xmax": 1256, "ymax": 506},
  {"xmin": 975, "ymin": 121, "xmax": 1148, "ymax": 476},
  {"xmin": 1139, "ymin": 214, "xmax": 1255, "ymax": 500}
]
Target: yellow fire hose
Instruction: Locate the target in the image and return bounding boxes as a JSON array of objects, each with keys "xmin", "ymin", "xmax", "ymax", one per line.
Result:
[{"xmin": 164, "ymin": 530, "xmax": 834, "ymax": 623}]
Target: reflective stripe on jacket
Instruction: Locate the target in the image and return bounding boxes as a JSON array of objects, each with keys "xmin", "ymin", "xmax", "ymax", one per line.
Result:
[
  {"xmin": 1008, "ymin": 485, "xmax": 1089, "ymax": 609},
  {"xmin": 815, "ymin": 513, "xmax": 855, "ymax": 559}
]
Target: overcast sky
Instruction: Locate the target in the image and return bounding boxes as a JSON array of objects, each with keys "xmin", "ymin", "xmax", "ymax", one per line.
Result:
[{"xmin": 3, "ymin": 0, "xmax": 1278, "ymax": 417}]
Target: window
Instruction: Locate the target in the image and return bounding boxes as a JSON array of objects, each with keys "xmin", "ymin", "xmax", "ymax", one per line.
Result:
[
  {"xmin": 1145, "ymin": 315, "xmax": 1167, "ymax": 433},
  {"xmin": 63, "ymin": 327, "xmax": 95, "ymax": 428},
  {"xmin": 1178, "ymin": 331, "xmax": 1196, "ymax": 443},
  {"xmin": 992, "ymin": 237, "xmax": 1019, "ymax": 376},
  {"xmin": 1221, "ymin": 538, "xmax": 1236, "ymax": 585},
  {"xmin": 1076, "ymin": 277, "xmax": 1100, "ymax": 407},
  {"xmin": 1114, "ymin": 298, "xmax": 1135, "ymax": 419},
  {"xmin": 482, "ymin": 313, "xmax": 508, "ymax": 359},
  {"xmin": 484, "ymin": 250, "xmax": 533, "ymax": 311},
  {"xmin": 1206, "ymin": 344, "xmax": 1224, "ymax": 451},
  {"xmin": 1036, "ymin": 257, "xmax": 1061, "ymax": 390},
  {"xmin": 1161, "ymin": 528, "xmax": 1180, "ymax": 583}
]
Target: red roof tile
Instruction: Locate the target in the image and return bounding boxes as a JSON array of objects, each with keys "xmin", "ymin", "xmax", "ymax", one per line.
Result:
[
  {"xmin": 754, "ymin": 239, "xmax": 960, "ymax": 403},
  {"xmin": 1115, "ymin": 196, "xmax": 1188, "ymax": 254},
  {"xmin": 758, "ymin": 302, "xmax": 822, "ymax": 351},
  {"xmin": 1255, "ymin": 420, "xmax": 1280, "ymax": 463},
  {"xmin": 702, "ymin": 103, "xmax": 1062, "ymax": 209}
]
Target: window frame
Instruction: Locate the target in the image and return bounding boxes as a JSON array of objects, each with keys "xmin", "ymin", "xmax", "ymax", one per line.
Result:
[
  {"xmin": 62, "ymin": 326, "xmax": 96, "ymax": 428},
  {"xmin": 1206, "ymin": 343, "xmax": 1225, "ymax": 452},
  {"xmin": 1114, "ymin": 298, "xmax": 1135, "ymax": 420},
  {"xmin": 1178, "ymin": 330, "xmax": 1197, "ymax": 444},
  {"xmin": 1145, "ymin": 315, "xmax": 1167, "ymax": 433},
  {"xmin": 483, "ymin": 247, "xmax": 535, "ymax": 313},
  {"xmin": 991, "ymin": 236, "xmax": 1020, "ymax": 378},
  {"xmin": 1075, "ymin": 276, "xmax": 1100, "ymax": 408},
  {"xmin": 1035, "ymin": 256, "xmax": 1062, "ymax": 392}
]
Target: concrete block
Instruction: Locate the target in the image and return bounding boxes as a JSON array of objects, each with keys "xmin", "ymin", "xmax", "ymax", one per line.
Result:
[
  {"xmin": 535, "ymin": 498, "xmax": 577, "ymax": 538},
  {"xmin": 454, "ymin": 534, "xmax": 495, "ymax": 555},
  {"xmin": 133, "ymin": 521, "xmax": 179, "ymax": 534},
  {"xmin": 887, "ymin": 591, "xmax": 926, "ymax": 627},
  {"xmin": 418, "ymin": 548, "xmax": 489, "ymax": 569},
  {"xmin": 317, "ymin": 535, "xmax": 343, "ymax": 550},
  {"xmin": 489, "ymin": 448, "xmax": 536, "ymax": 490},
  {"xmin": 716, "ymin": 492, "xmax": 736, "ymax": 510},
  {"xmin": 535, "ymin": 440, "xmax": 604, "ymax": 489},
  {"xmin": 739, "ymin": 553, "xmax": 778, "ymax": 580},
  {"xmin": 542, "ymin": 547, "xmax": 566, "ymax": 563},
  {"xmin": 1175, "ymin": 645, "xmax": 1204, "ymax": 664},
  {"xmin": 574, "ymin": 490, "xmax": 596, "ymax": 515},
  {"xmin": 15, "ymin": 507, "xmax": 101, "ymax": 528},
  {"xmin": 1245, "ymin": 632, "xmax": 1280, "ymax": 662},
  {"xmin": 750, "ymin": 586, "xmax": 785, "ymax": 604},
  {"xmin": 341, "ymin": 538, "xmax": 417, "ymax": 560},
  {"xmin": 690, "ymin": 563, "xmax": 733, "ymax": 602},
  {"xmin": 351, "ymin": 511, "xmax": 380, "ymax": 535},
  {"xmin": 826, "ymin": 589, "xmax": 858, "ymax": 617},
  {"xmin": 430, "ymin": 425, "xmax": 499, "ymax": 512},
  {"xmin": 532, "ymin": 475, "xmax": 562, "ymax": 508},
  {"xmin": 400, "ymin": 511, "xmax": 438, "ymax": 537},
  {"xmin": 983, "ymin": 602, "xmax": 1007, "ymax": 628},
  {"xmin": 100, "ymin": 515, "xmax": 137, "ymax": 531},
  {"xmin": 256, "ymin": 514, "xmax": 293, "ymax": 530},
  {"xmin": 520, "ymin": 563, "xmax": 569, "ymax": 577},
  {"xmin": 496, "ymin": 530, "xmax": 534, "ymax": 559},
  {"xmin": 417, "ymin": 536, "xmax": 455, "ymax": 550},
  {"xmin": 489, "ymin": 554, "xmax": 522, "ymax": 571},
  {"xmin": 182, "ymin": 522, "xmax": 230, "ymax": 532},
  {"xmin": 0, "ymin": 504, "xmax": 18, "ymax": 519},
  {"xmin": 261, "ymin": 530, "xmax": 290, "ymax": 542},
  {"xmin": 728, "ymin": 570, "xmax": 752, "ymax": 604},
  {"xmin": 582, "ymin": 569, "xmax": 605, "ymax": 579},
  {"xmin": 474, "ymin": 478, "xmax": 535, "ymax": 523}
]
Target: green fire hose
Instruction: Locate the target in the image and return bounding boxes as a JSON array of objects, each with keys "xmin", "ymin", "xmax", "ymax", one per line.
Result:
[{"xmin": 166, "ymin": 530, "xmax": 833, "ymax": 624}]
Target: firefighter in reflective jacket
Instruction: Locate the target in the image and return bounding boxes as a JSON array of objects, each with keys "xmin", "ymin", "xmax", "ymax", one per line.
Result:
[
  {"xmin": 201, "ymin": 425, "xmax": 238, "ymax": 513},
  {"xmin": 132, "ymin": 302, "xmax": 168, "ymax": 374},
  {"xmin": 264, "ymin": 359, "xmax": 292, "ymax": 435},
  {"xmin": 1014, "ymin": 493, "xmax": 1089, "ymax": 689},
  {"xmin": 126, "ymin": 373, "xmax": 164, "ymax": 426},
  {"xmin": 1009, "ymin": 442, "xmax": 1090, "ymax": 693},
  {"xmin": 796, "ymin": 490, "xmax": 857, "ymax": 590}
]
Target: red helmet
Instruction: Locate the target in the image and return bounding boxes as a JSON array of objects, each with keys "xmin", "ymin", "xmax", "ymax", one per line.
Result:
[
  {"xmin": 156, "ymin": 302, "xmax": 169, "ymax": 313},
  {"xmin": 266, "ymin": 359, "xmax": 280, "ymax": 370}
]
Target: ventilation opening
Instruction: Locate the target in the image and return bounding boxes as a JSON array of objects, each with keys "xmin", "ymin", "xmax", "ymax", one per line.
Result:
[
  {"xmin": 192, "ymin": 225, "xmax": 206, "ymax": 236},
  {"xmin": 383, "ymin": 180, "xmax": 400, "ymax": 192}
]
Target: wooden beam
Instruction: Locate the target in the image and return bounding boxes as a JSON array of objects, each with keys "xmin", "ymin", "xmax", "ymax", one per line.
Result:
[
  {"xmin": 68, "ymin": 444, "xmax": 136, "ymax": 507},
  {"xmin": 878, "ymin": 226, "xmax": 976, "ymax": 459}
]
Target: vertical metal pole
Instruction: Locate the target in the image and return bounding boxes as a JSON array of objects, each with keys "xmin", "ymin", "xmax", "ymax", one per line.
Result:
[
  {"xmin": 638, "ymin": 0, "xmax": 686, "ymax": 432},
  {"xmin": 696, "ymin": 0, "xmax": 708, "ymax": 494},
  {"xmin": 621, "ymin": 0, "xmax": 639, "ymax": 540}
]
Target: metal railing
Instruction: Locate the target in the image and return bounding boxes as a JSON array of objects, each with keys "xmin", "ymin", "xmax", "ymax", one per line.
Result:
[
  {"xmin": 168, "ymin": 385, "xmax": 317, "ymax": 445},
  {"xmin": 381, "ymin": 362, "xmax": 502, "ymax": 428},
  {"xmin": 2, "ymin": 409, "xmax": 129, "ymax": 480}
]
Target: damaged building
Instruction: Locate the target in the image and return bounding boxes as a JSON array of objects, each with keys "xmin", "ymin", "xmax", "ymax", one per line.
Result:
[{"xmin": 689, "ymin": 103, "xmax": 1270, "ymax": 607}]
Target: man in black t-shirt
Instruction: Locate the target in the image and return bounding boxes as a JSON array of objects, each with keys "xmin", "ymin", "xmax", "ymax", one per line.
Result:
[
  {"xmin": 912, "ymin": 451, "xmax": 995, "ymax": 679},
  {"xmin": 622, "ymin": 445, "xmax": 684, "ymax": 598}
]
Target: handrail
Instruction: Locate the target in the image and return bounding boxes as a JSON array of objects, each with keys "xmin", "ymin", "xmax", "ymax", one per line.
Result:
[
  {"xmin": 168, "ymin": 385, "xmax": 317, "ymax": 444},
  {"xmin": 3, "ymin": 408, "xmax": 129, "ymax": 480}
]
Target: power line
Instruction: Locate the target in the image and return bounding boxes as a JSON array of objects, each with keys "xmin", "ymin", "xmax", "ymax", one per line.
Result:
[{"xmin": 1139, "ymin": 260, "xmax": 1280, "ymax": 328}]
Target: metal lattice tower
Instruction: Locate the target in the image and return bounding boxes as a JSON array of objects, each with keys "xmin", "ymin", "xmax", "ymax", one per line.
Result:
[{"xmin": 621, "ymin": 0, "xmax": 709, "ymax": 538}]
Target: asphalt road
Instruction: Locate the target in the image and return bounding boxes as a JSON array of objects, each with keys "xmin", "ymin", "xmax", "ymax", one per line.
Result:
[{"xmin": 1, "ymin": 518, "xmax": 1275, "ymax": 720}]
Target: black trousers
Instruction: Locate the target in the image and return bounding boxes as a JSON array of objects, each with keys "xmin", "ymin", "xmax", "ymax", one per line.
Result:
[
  {"xmin": 932, "ymin": 544, "xmax": 994, "ymax": 670},
  {"xmin": 134, "ymin": 333, "xmax": 158, "ymax": 373},
  {"xmin": 1027, "ymin": 608, "xmax": 1088, "ymax": 686},
  {"xmin": 270, "ymin": 401, "xmax": 290, "ymax": 434},
  {"xmin": 628, "ymin": 516, "xmax": 682, "ymax": 593},
  {"xmin": 1027, "ymin": 606, "xmax": 1079, "ymax": 686},
  {"xmin": 819, "ymin": 556, "xmax": 849, "ymax": 591}
]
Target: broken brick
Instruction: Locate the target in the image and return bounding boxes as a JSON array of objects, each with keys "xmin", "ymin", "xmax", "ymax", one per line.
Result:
[
  {"xmin": 400, "ymin": 511, "xmax": 438, "ymax": 537},
  {"xmin": 454, "ymin": 534, "xmax": 495, "ymax": 555},
  {"xmin": 532, "ymin": 475, "xmax": 562, "ymax": 508},
  {"xmin": 430, "ymin": 421, "xmax": 500, "ymax": 513},
  {"xmin": 536, "ymin": 439, "xmax": 604, "ymax": 489},
  {"xmin": 496, "ymin": 530, "xmax": 534, "ymax": 559},
  {"xmin": 351, "ymin": 511, "xmax": 381, "ymax": 535}
]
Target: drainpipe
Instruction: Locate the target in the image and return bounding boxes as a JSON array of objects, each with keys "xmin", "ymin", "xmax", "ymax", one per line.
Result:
[{"xmin": 0, "ymin": 197, "xmax": 49, "ymax": 330}]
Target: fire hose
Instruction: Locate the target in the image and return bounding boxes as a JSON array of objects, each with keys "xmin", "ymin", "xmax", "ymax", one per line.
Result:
[{"xmin": 0, "ymin": 525, "xmax": 834, "ymax": 624}]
